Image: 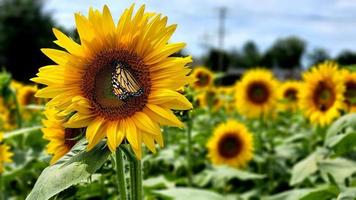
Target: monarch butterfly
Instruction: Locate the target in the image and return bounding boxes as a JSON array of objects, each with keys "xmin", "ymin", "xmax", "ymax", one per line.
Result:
[{"xmin": 111, "ymin": 61, "xmax": 144, "ymax": 101}]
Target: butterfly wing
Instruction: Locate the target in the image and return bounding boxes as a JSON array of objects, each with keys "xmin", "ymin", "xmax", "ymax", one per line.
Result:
[{"xmin": 112, "ymin": 64, "xmax": 144, "ymax": 100}]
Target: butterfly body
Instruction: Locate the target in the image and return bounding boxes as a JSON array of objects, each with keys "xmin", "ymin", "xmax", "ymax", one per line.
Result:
[{"xmin": 111, "ymin": 62, "xmax": 144, "ymax": 101}]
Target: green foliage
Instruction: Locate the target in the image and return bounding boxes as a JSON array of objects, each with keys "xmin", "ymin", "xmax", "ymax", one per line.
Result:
[{"xmin": 26, "ymin": 140, "xmax": 111, "ymax": 200}]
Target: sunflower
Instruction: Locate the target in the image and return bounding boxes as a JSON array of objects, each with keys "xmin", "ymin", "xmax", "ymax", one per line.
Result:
[
  {"xmin": 341, "ymin": 69, "xmax": 356, "ymax": 112},
  {"xmin": 207, "ymin": 120, "xmax": 253, "ymax": 168},
  {"xmin": 235, "ymin": 69, "xmax": 279, "ymax": 118},
  {"xmin": 277, "ymin": 81, "xmax": 301, "ymax": 112},
  {"xmin": 0, "ymin": 132, "xmax": 13, "ymax": 173},
  {"xmin": 10, "ymin": 80, "xmax": 23, "ymax": 92},
  {"xmin": 32, "ymin": 5, "xmax": 193, "ymax": 159},
  {"xmin": 197, "ymin": 87, "xmax": 222, "ymax": 111},
  {"xmin": 17, "ymin": 85, "xmax": 38, "ymax": 106},
  {"xmin": 192, "ymin": 66, "xmax": 214, "ymax": 90},
  {"xmin": 299, "ymin": 61, "xmax": 344, "ymax": 126},
  {"xmin": 42, "ymin": 109, "xmax": 84, "ymax": 164}
]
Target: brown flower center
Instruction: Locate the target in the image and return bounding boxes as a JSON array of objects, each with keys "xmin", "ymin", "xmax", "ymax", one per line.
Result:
[
  {"xmin": 64, "ymin": 128, "xmax": 82, "ymax": 149},
  {"xmin": 23, "ymin": 90, "xmax": 36, "ymax": 105},
  {"xmin": 284, "ymin": 88, "xmax": 298, "ymax": 102},
  {"xmin": 196, "ymin": 72, "xmax": 211, "ymax": 87},
  {"xmin": 345, "ymin": 81, "xmax": 356, "ymax": 106},
  {"xmin": 313, "ymin": 81, "xmax": 336, "ymax": 112},
  {"xmin": 81, "ymin": 49, "xmax": 150, "ymax": 120},
  {"xmin": 247, "ymin": 82, "xmax": 270, "ymax": 104},
  {"xmin": 217, "ymin": 133, "xmax": 242, "ymax": 158}
]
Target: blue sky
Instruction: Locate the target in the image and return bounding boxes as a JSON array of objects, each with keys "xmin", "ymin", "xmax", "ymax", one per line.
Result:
[{"xmin": 44, "ymin": 0, "xmax": 356, "ymax": 58}]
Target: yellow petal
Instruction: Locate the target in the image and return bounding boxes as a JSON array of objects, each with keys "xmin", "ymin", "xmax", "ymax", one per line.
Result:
[{"xmin": 145, "ymin": 104, "xmax": 183, "ymax": 128}]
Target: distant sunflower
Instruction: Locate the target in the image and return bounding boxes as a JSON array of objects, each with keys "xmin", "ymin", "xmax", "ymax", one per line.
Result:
[
  {"xmin": 192, "ymin": 66, "xmax": 214, "ymax": 90},
  {"xmin": 10, "ymin": 80, "xmax": 23, "ymax": 92},
  {"xmin": 17, "ymin": 85, "xmax": 38, "ymax": 106},
  {"xmin": 42, "ymin": 109, "xmax": 84, "ymax": 164},
  {"xmin": 235, "ymin": 69, "xmax": 279, "ymax": 118},
  {"xmin": 342, "ymin": 70, "xmax": 356, "ymax": 112},
  {"xmin": 32, "ymin": 5, "xmax": 193, "ymax": 159},
  {"xmin": 0, "ymin": 132, "xmax": 13, "ymax": 174},
  {"xmin": 277, "ymin": 81, "xmax": 301, "ymax": 112},
  {"xmin": 207, "ymin": 120, "xmax": 253, "ymax": 168},
  {"xmin": 197, "ymin": 87, "xmax": 222, "ymax": 111},
  {"xmin": 299, "ymin": 61, "xmax": 344, "ymax": 126}
]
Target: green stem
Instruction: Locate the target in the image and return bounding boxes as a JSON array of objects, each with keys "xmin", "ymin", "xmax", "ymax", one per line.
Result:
[
  {"xmin": 11, "ymin": 90, "xmax": 22, "ymax": 128},
  {"xmin": 121, "ymin": 145, "xmax": 142, "ymax": 200},
  {"xmin": 186, "ymin": 114, "xmax": 193, "ymax": 186},
  {"xmin": 116, "ymin": 148, "xmax": 127, "ymax": 200},
  {"xmin": 134, "ymin": 159, "xmax": 142, "ymax": 200},
  {"xmin": 0, "ymin": 173, "xmax": 3, "ymax": 200}
]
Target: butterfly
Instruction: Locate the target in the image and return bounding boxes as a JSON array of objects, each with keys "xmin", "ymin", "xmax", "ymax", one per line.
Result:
[{"xmin": 111, "ymin": 61, "xmax": 144, "ymax": 101}]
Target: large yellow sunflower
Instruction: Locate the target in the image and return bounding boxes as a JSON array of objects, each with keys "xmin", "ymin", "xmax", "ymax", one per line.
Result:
[
  {"xmin": 31, "ymin": 5, "xmax": 193, "ymax": 159},
  {"xmin": 341, "ymin": 69, "xmax": 356, "ymax": 112},
  {"xmin": 192, "ymin": 66, "xmax": 214, "ymax": 90},
  {"xmin": 235, "ymin": 69, "xmax": 279, "ymax": 118},
  {"xmin": 207, "ymin": 120, "xmax": 253, "ymax": 168},
  {"xmin": 42, "ymin": 109, "xmax": 84, "ymax": 164},
  {"xmin": 299, "ymin": 61, "xmax": 344, "ymax": 126},
  {"xmin": 0, "ymin": 132, "xmax": 13, "ymax": 173},
  {"xmin": 277, "ymin": 81, "xmax": 301, "ymax": 112}
]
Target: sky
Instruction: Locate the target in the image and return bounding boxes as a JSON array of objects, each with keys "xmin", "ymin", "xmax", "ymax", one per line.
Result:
[{"xmin": 44, "ymin": 0, "xmax": 356, "ymax": 58}]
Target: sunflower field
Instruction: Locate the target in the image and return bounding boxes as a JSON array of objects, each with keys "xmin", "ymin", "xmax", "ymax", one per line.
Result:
[{"xmin": 1, "ymin": 2, "xmax": 356, "ymax": 200}]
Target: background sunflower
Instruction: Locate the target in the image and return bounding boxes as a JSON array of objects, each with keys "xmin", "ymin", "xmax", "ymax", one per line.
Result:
[
  {"xmin": 207, "ymin": 120, "xmax": 254, "ymax": 168},
  {"xmin": 235, "ymin": 69, "xmax": 279, "ymax": 118},
  {"xmin": 299, "ymin": 61, "xmax": 345, "ymax": 126}
]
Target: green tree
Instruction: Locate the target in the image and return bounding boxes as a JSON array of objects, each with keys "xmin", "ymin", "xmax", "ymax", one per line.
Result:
[
  {"xmin": 0, "ymin": 0, "xmax": 56, "ymax": 82},
  {"xmin": 307, "ymin": 48, "xmax": 330, "ymax": 66},
  {"xmin": 336, "ymin": 50, "xmax": 356, "ymax": 66},
  {"xmin": 261, "ymin": 36, "xmax": 306, "ymax": 69},
  {"xmin": 241, "ymin": 41, "xmax": 260, "ymax": 68}
]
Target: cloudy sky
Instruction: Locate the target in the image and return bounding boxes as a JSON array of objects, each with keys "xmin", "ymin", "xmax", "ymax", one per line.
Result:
[{"xmin": 44, "ymin": 0, "xmax": 356, "ymax": 57}]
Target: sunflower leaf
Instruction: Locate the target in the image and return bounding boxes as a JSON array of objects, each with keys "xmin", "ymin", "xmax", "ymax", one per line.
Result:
[
  {"xmin": 25, "ymin": 139, "xmax": 111, "ymax": 200},
  {"xmin": 154, "ymin": 187, "xmax": 226, "ymax": 200}
]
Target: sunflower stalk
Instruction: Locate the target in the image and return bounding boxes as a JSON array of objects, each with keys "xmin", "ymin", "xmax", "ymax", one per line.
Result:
[
  {"xmin": 0, "ymin": 173, "xmax": 4, "ymax": 200},
  {"xmin": 120, "ymin": 144, "xmax": 142, "ymax": 200},
  {"xmin": 115, "ymin": 147, "xmax": 127, "ymax": 200},
  {"xmin": 186, "ymin": 112, "xmax": 193, "ymax": 186}
]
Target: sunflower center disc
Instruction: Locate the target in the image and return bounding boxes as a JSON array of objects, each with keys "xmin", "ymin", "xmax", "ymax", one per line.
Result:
[
  {"xmin": 196, "ymin": 72, "xmax": 210, "ymax": 87},
  {"xmin": 247, "ymin": 82, "xmax": 270, "ymax": 104},
  {"xmin": 284, "ymin": 88, "xmax": 298, "ymax": 102},
  {"xmin": 313, "ymin": 81, "xmax": 335, "ymax": 112},
  {"xmin": 81, "ymin": 49, "xmax": 151, "ymax": 120},
  {"xmin": 218, "ymin": 134, "xmax": 242, "ymax": 158},
  {"xmin": 345, "ymin": 81, "xmax": 356, "ymax": 106}
]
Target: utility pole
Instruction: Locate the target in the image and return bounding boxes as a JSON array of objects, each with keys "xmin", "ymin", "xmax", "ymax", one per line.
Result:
[{"xmin": 218, "ymin": 7, "xmax": 226, "ymax": 72}]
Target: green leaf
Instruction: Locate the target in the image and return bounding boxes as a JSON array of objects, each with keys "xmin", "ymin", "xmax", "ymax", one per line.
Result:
[
  {"xmin": 25, "ymin": 140, "xmax": 111, "ymax": 200},
  {"xmin": 337, "ymin": 187, "xmax": 356, "ymax": 200},
  {"xmin": 154, "ymin": 188, "xmax": 226, "ymax": 200},
  {"xmin": 325, "ymin": 132, "xmax": 356, "ymax": 156},
  {"xmin": 212, "ymin": 166, "xmax": 265, "ymax": 180},
  {"xmin": 300, "ymin": 185, "xmax": 339, "ymax": 200},
  {"xmin": 143, "ymin": 175, "xmax": 175, "ymax": 189},
  {"xmin": 194, "ymin": 166, "xmax": 265, "ymax": 189},
  {"xmin": 319, "ymin": 158, "xmax": 356, "ymax": 185},
  {"xmin": 290, "ymin": 152, "xmax": 320, "ymax": 186},
  {"xmin": 3, "ymin": 126, "xmax": 43, "ymax": 139},
  {"xmin": 265, "ymin": 185, "xmax": 339, "ymax": 200},
  {"xmin": 325, "ymin": 114, "xmax": 356, "ymax": 141}
]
